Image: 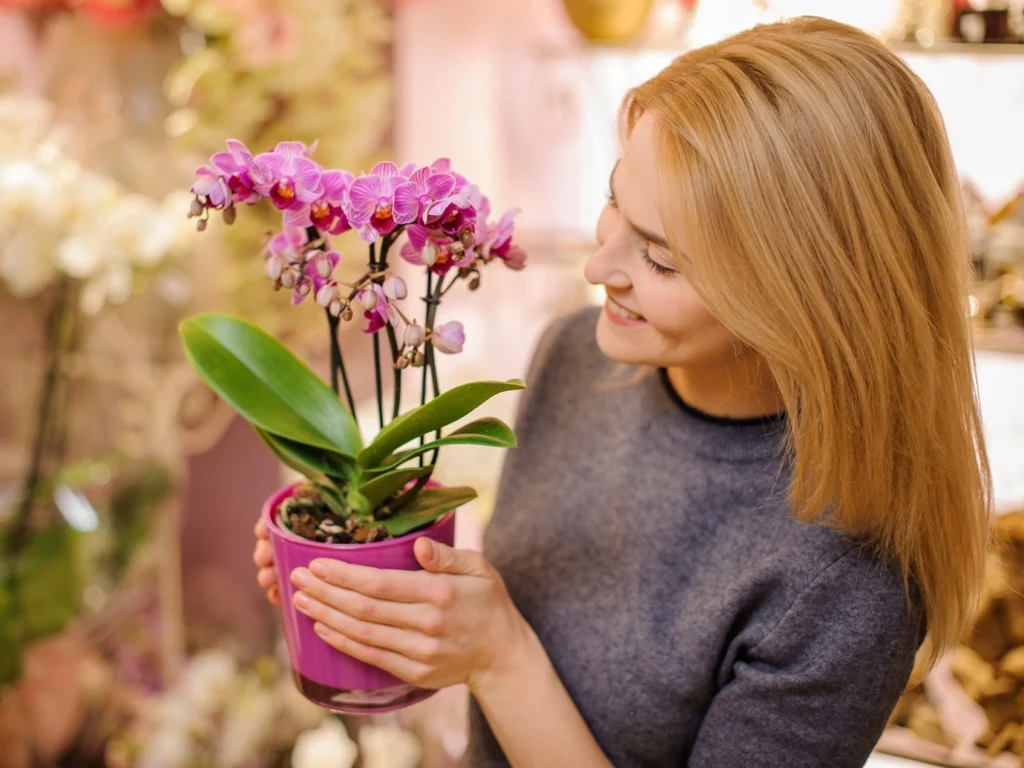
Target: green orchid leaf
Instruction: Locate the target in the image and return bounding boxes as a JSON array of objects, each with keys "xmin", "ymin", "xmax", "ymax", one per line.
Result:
[
  {"xmin": 256, "ymin": 428, "xmax": 323, "ymax": 483},
  {"xmin": 367, "ymin": 418, "xmax": 517, "ymax": 475},
  {"xmin": 180, "ymin": 314, "xmax": 362, "ymax": 455},
  {"xmin": 356, "ymin": 466, "xmax": 434, "ymax": 510},
  {"xmin": 256, "ymin": 428, "xmax": 357, "ymax": 482},
  {"xmin": 315, "ymin": 483, "xmax": 349, "ymax": 518},
  {"xmin": 380, "ymin": 486, "xmax": 477, "ymax": 538},
  {"xmin": 359, "ymin": 380, "xmax": 524, "ymax": 469}
]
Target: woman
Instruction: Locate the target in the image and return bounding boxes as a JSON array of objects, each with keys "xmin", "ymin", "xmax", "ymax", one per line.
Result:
[{"xmin": 254, "ymin": 17, "xmax": 991, "ymax": 767}]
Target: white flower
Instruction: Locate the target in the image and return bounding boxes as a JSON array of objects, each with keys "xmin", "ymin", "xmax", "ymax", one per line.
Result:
[
  {"xmin": 216, "ymin": 681, "xmax": 276, "ymax": 767},
  {"xmin": 358, "ymin": 723, "xmax": 422, "ymax": 768},
  {"xmin": 291, "ymin": 718, "xmax": 358, "ymax": 768}
]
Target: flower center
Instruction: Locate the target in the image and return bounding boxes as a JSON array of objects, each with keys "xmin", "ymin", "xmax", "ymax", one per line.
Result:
[
  {"xmin": 311, "ymin": 200, "xmax": 330, "ymax": 218},
  {"xmin": 373, "ymin": 201, "xmax": 393, "ymax": 222},
  {"xmin": 443, "ymin": 208, "xmax": 460, "ymax": 227},
  {"xmin": 275, "ymin": 180, "xmax": 295, "ymax": 200}
]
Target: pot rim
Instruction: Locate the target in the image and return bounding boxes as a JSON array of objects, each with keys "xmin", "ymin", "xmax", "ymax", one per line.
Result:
[{"xmin": 263, "ymin": 482, "xmax": 456, "ymax": 552}]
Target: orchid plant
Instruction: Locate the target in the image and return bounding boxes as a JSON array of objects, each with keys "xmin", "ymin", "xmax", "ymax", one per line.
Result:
[{"xmin": 180, "ymin": 139, "xmax": 527, "ymax": 544}]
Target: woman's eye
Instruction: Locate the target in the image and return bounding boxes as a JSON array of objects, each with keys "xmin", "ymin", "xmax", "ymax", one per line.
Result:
[{"xmin": 642, "ymin": 249, "xmax": 676, "ymax": 276}]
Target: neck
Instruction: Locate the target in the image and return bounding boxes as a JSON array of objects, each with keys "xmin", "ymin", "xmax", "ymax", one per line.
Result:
[{"xmin": 666, "ymin": 356, "xmax": 783, "ymax": 421}]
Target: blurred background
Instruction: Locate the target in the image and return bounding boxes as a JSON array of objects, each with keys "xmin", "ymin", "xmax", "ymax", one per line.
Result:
[{"xmin": 0, "ymin": 0, "xmax": 1022, "ymax": 766}]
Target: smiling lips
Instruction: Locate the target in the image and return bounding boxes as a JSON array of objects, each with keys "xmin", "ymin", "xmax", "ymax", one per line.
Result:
[{"xmin": 605, "ymin": 296, "xmax": 646, "ymax": 326}]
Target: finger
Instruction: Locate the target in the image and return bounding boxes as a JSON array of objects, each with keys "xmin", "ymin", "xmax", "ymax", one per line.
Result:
[
  {"xmin": 255, "ymin": 517, "xmax": 268, "ymax": 538},
  {"xmin": 294, "ymin": 593, "xmax": 439, "ymax": 662},
  {"xmin": 257, "ymin": 567, "xmax": 278, "ymax": 591},
  {"xmin": 302, "ymin": 560, "xmax": 434, "ymax": 604},
  {"xmin": 291, "ymin": 578, "xmax": 444, "ymax": 634},
  {"xmin": 268, "ymin": 584, "xmax": 280, "ymax": 606},
  {"xmin": 253, "ymin": 540, "xmax": 275, "ymax": 569},
  {"xmin": 415, "ymin": 539, "xmax": 490, "ymax": 578},
  {"xmin": 312, "ymin": 621, "xmax": 432, "ymax": 685}
]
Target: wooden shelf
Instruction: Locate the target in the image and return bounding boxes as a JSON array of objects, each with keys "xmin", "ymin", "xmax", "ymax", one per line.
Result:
[{"xmin": 974, "ymin": 325, "xmax": 1024, "ymax": 355}]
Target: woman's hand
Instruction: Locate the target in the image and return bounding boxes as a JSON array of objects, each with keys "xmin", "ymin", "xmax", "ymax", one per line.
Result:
[
  {"xmin": 253, "ymin": 518, "xmax": 280, "ymax": 606},
  {"xmin": 289, "ymin": 537, "xmax": 534, "ymax": 692}
]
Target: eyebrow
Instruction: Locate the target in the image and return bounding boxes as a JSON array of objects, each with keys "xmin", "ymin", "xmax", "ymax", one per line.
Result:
[{"xmin": 608, "ymin": 161, "xmax": 671, "ymax": 251}]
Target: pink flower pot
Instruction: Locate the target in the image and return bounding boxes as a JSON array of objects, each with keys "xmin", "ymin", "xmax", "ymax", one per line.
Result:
[{"xmin": 262, "ymin": 483, "xmax": 457, "ymax": 714}]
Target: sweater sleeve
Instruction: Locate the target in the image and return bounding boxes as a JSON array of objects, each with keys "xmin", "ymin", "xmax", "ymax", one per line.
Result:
[{"xmin": 687, "ymin": 548, "xmax": 924, "ymax": 768}]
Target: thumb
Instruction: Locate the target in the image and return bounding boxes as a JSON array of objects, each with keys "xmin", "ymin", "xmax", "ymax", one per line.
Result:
[{"xmin": 415, "ymin": 538, "xmax": 488, "ymax": 577}]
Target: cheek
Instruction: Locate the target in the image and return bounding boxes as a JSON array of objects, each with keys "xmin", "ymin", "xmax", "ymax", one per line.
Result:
[{"xmin": 639, "ymin": 279, "xmax": 717, "ymax": 336}]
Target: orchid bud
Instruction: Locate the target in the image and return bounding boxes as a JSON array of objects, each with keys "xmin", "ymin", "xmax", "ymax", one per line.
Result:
[
  {"xmin": 316, "ymin": 255, "xmax": 333, "ymax": 278},
  {"xmin": 450, "ymin": 241, "xmax": 465, "ymax": 256},
  {"xmin": 395, "ymin": 355, "xmax": 410, "ymax": 370},
  {"xmin": 265, "ymin": 254, "xmax": 284, "ymax": 281},
  {"xmin": 341, "ymin": 305, "xmax": 354, "ymax": 321},
  {"xmin": 297, "ymin": 280, "xmax": 311, "ymax": 298},
  {"xmin": 359, "ymin": 287, "xmax": 377, "ymax": 310},
  {"xmin": 189, "ymin": 198, "xmax": 203, "ymax": 217},
  {"xmin": 431, "ymin": 320, "xmax": 465, "ymax": 355},
  {"xmin": 280, "ymin": 270, "xmax": 296, "ymax": 289},
  {"xmin": 412, "ymin": 350, "xmax": 425, "ymax": 367},
  {"xmin": 316, "ymin": 282, "xmax": 336, "ymax": 307},
  {"xmin": 196, "ymin": 218, "xmax": 208, "ymax": 232},
  {"xmin": 460, "ymin": 229, "xmax": 474, "ymax": 249},
  {"xmin": 329, "ymin": 300, "xmax": 343, "ymax": 317},
  {"xmin": 404, "ymin": 321, "xmax": 425, "ymax": 348},
  {"xmin": 421, "ymin": 244, "xmax": 438, "ymax": 267},
  {"xmin": 383, "ymin": 274, "xmax": 408, "ymax": 301},
  {"xmin": 223, "ymin": 205, "xmax": 237, "ymax": 225}
]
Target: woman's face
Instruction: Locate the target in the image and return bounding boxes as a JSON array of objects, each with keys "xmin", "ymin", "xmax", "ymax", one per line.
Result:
[{"xmin": 583, "ymin": 113, "xmax": 741, "ymax": 368}]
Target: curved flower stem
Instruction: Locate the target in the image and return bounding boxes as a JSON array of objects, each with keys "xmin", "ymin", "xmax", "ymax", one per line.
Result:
[
  {"xmin": 369, "ymin": 242, "xmax": 384, "ymax": 431},
  {"xmin": 326, "ymin": 311, "xmax": 356, "ymax": 414},
  {"xmin": 378, "ymin": 233, "xmax": 402, "ymax": 422}
]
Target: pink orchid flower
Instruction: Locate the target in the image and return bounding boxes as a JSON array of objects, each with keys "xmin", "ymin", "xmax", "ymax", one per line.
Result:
[
  {"xmin": 191, "ymin": 166, "xmax": 231, "ymax": 209},
  {"xmin": 400, "ymin": 223, "xmax": 473, "ymax": 276},
  {"xmin": 487, "ymin": 208, "xmax": 527, "ymax": 270},
  {"xmin": 286, "ymin": 169, "xmax": 353, "ymax": 235},
  {"xmin": 250, "ymin": 140, "xmax": 323, "ymax": 211},
  {"xmin": 394, "ymin": 166, "xmax": 456, "ymax": 224},
  {"xmin": 456, "ymin": 180, "xmax": 490, "ymax": 244},
  {"xmin": 263, "ymin": 226, "xmax": 308, "ymax": 284},
  {"xmin": 298, "ymin": 250, "xmax": 340, "ymax": 307},
  {"xmin": 358, "ymin": 283, "xmax": 398, "ymax": 333},
  {"xmin": 210, "ymin": 139, "xmax": 260, "ymax": 205},
  {"xmin": 346, "ymin": 162, "xmax": 411, "ymax": 242},
  {"xmin": 422, "ymin": 194, "xmax": 477, "ymax": 237},
  {"xmin": 431, "ymin": 320, "xmax": 465, "ymax": 354}
]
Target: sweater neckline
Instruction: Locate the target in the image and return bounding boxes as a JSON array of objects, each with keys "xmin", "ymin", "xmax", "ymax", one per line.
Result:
[
  {"xmin": 657, "ymin": 368, "xmax": 787, "ymax": 427},
  {"xmin": 647, "ymin": 368, "xmax": 789, "ymax": 463}
]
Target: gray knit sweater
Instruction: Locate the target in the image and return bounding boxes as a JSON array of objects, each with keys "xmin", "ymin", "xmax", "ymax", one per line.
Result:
[{"xmin": 466, "ymin": 307, "xmax": 923, "ymax": 768}]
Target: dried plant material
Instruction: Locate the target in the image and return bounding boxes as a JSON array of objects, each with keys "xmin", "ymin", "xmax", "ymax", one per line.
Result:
[
  {"xmin": 1002, "ymin": 647, "xmax": 1024, "ymax": 679},
  {"xmin": 952, "ymin": 646, "xmax": 997, "ymax": 699},
  {"xmin": 978, "ymin": 690, "xmax": 1018, "ymax": 733},
  {"xmin": 984, "ymin": 722, "xmax": 1019, "ymax": 757}
]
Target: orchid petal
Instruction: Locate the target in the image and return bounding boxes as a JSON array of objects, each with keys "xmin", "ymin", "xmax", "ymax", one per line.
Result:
[
  {"xmin": 400, "ymin": 241, "xmax": 424, "ymax": 266},
  {"xmin": 425, "ymin": 172, "xmax": 455, "ymax": 200},
  {"xmin": 347, "ymin": 176, "xmax": 382, "ymax": 220},
  {"xmin": 393, "ymin": 182, "xmax": 420, "ymax": 224},
  {"xmin": 370, "ymin": 161, "xmax": 399, "ymax": 184},
  {"xmin": 284, "ymin": 206, "xmax": 313, "ymax": 228},
  {"xmin": 430, "ymin": 158, "xmax": 452, "ymax": 173},
  {"xmin": 226, "ymin": 138, "xmax": 253, "ymax": 162}
]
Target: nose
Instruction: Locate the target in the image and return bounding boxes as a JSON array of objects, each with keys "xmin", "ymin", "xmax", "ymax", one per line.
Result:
[{"xmin": 584, "ymin": 238, "xmax": 631, "ymax": 291}]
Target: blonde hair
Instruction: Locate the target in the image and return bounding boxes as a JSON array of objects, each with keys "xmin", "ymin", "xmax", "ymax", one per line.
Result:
[{"xmin": 626, "ymin": 16, "xmax": 991, "ymax": 666}]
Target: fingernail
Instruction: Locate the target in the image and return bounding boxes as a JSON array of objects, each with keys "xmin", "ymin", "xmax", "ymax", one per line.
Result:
[
  {"xmin": 314, "ymin": 622, "xmax": 329, "ymax": 637},
  {"xmin": 291, "ymin": 568, "xmax": 311, "ymax": 587},
  {"xmin": 310, "ymin": 560, "xmax": 329, "ymax": 578},
  {"xmin": 294, "ymin": 592, "xmax": 310, "ymax": 609}
]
